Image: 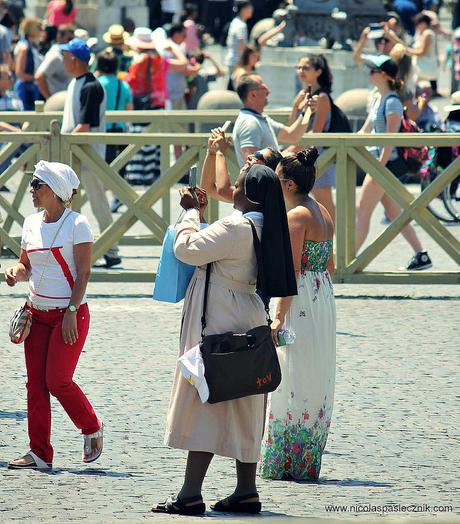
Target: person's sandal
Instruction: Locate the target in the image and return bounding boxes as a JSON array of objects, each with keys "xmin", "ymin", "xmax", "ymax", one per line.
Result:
[
  {"xmin": 8, "ymin": 451, "xmax": 52, "ymax": 470},
  {"xmin": 151, "ymin": 494, "xmax": 206, "ymax": 515},
  {"xmin": 83, "ymin": 423, "xmax": 103, "ymax": 463},
  {"xmin": 210, "ymin": 492, "xmax": 261, "ymax": 513}
]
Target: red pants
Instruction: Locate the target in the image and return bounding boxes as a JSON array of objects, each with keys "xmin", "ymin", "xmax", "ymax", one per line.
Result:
[{"xmin": 24, "ymin": 303, "xmax": 100, "ymax": 464}]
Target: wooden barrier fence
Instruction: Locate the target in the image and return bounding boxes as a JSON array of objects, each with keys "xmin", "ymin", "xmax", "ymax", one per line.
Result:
[{"xmin": 0, "ymin": 108, "xmax": 459, "ymax": 284}]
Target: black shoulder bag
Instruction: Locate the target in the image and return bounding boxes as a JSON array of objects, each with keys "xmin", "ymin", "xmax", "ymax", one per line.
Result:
[
  {"xmin": 322, "ymin": 92, "xmax": 351, "ymax": 133},
  {"xmin": 199, "ymin": 219, "xmax": 282, "ymax": 404}
]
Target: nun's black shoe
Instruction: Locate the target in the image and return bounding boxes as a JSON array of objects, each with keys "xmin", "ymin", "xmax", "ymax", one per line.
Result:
[
  {"xmin": 151, "ymin": 494, "xmax": 205, "ymax": 515},
  {"xmin": 210, "ymin": 492, "xmax": 261, "ymax": 513}
]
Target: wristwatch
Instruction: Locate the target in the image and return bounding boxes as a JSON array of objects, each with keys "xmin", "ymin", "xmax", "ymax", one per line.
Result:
[{"xmin": 68, "ymin": 304, "xmax": 78, "ymax": 313}]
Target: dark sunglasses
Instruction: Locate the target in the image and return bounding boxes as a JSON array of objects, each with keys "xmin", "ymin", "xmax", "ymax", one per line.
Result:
[
  {"xmin": 368, "ymin": 67, "xmax": 381, "ymax": 75},
  {"xmin": 30, "ymin": 179, "xmax": 47, "ymax": 191},
  {"xmin": 252, "ymin": 150, "xmax": 265, "ymax": 162},
  {"xmin": 296, "ymin": 65, "xmax": 312, "ymax": 72}
]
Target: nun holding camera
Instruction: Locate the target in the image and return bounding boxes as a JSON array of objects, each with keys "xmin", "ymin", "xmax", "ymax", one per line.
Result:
[{"xmin": 153, "ymin": 164, "xmax": 296, "ymax": 515}]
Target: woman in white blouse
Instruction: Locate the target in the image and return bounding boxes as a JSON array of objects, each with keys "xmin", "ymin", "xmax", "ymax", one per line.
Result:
[{"xmin": 5, "ymin": 161, "xmax": 103, "ymax": 470}]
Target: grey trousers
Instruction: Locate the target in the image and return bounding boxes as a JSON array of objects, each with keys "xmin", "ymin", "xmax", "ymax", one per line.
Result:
[{"xmin": 80, "ymin": 168, "xmax": 119, "ymax": 259}]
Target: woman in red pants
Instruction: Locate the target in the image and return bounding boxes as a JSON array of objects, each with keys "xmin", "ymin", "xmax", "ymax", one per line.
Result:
[{"xmin": 5, "ymin": 160, "xmax": 103, "ymax": 470}]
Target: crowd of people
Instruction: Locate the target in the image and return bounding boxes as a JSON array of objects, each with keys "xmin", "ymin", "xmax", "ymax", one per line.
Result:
[
  {"xmin": 1, "ymin": 0, "xmax": 455, "ymax": 265},
  {"xmin": 0, "ymin": 0, "xmax": 457, "ymax": 116}
]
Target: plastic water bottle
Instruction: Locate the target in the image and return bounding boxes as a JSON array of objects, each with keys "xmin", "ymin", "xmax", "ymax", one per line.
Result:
[{"xmin": 277, "ymin": 328, "xmax": 296, "ymax": 346}]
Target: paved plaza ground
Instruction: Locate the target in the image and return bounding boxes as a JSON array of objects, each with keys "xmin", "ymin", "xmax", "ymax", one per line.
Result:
[{"xmin": 1, "ymin": 183, "xmax": 459, "ymax": 522}]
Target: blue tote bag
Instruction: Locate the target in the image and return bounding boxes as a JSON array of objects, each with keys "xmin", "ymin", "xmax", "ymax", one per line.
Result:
[{"xmin": 153, "ymin": 223, "xmax": 207, "ymax": 303}]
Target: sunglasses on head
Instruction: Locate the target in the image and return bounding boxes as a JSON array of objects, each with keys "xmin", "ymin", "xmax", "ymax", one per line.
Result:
[
  {"xmin": 30, "ymin": 179, "xmax": 47, "ymax": 191},
  {"xmin": 252, "ymin": 150, "xmax": 265, "ymax": 162}
]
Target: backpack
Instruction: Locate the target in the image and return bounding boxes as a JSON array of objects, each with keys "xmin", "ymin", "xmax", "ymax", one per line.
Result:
[
  {"xmin": 384, "ymin": 93, "xmax": 429, "ymax": 172},
  {"xmin": 325, "ymin": 93, "xmax": 352, "ymax": 133}
]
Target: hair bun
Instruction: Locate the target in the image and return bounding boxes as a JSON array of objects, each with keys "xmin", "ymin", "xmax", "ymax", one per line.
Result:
[{"xmin": 296, "ymin": 147, "xmax": 319, "ymax": 167}]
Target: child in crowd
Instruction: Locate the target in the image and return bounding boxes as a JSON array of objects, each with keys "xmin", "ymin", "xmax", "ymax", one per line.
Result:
[
  {"xmin": 186, "ymin": 51, "xmax": 225, "ymax": 109},
  {"xmin": 180, "ymin": 3, "xmax": 202, "ymax": 55},
  {"xmin": 415, "ymin": 81, "xmax": 443, "ymax": 131}
]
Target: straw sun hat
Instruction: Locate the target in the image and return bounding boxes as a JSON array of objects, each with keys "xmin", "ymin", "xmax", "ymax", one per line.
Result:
[{"xmin": 103, "ymin": 24, "xmax": 129, "ymax": 46}]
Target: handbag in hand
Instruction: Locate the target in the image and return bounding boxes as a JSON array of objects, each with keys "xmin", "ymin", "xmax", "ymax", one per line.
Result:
[
  {"xmin": 199, "ymin": 218, "xmax": 281, "ymax": 404},
  {"xmin": 9, "ymin": 210, "xmax": 72, "ymax": 344}
]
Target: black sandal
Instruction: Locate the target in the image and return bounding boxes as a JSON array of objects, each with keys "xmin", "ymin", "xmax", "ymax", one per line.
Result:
[
  {"xmin": 210, "ymin": 492, "xmax": 261, "ymax": 513},
  {"xmin": 151, "ymin": 494, "xmax": 205, "ymax": 515}
]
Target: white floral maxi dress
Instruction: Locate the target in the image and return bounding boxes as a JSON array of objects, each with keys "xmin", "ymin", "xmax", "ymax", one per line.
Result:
[{"xmin": 259, "ymin": 240, "xmax": 336, "ymax": 480}]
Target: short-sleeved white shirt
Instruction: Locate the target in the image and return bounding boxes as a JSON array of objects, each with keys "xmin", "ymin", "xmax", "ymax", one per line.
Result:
[
  {"xmin": 21, "ymin": 210, "xmax": 94, "ymax": 308},
  {"xmin": 35, "ymin": 44, "xmax": 71, "ymax": 96},
  {"xmin": 225, "ymin": 17, "xmax": 248, "ymax": 67},
  {"xmin": 233, "ymin": 108, "xmax": 283, "ymax": 167}
]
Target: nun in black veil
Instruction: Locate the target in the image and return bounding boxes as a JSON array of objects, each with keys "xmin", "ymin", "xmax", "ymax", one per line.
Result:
[{"xmin": 153, "ymin": 164, "xmax": 296, "ymax": 515}]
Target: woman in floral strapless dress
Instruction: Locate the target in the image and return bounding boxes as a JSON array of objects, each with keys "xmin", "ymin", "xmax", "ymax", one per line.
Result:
[{"xmin": 259, "ymin": 147, "xmax": 336, "ymax": 481}]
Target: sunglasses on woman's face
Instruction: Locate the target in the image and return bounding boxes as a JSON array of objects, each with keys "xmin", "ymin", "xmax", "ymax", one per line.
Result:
[
  {"xmin": 368, "ymin": 67, "xmax": 381, "ymax": 75},
  {"xmin": 296, "ymin": 65, "xmax": 312, "ymax": 72},
  {"xmin": 30, "ymin": 179, "xmax": 47, "ymax": 191}
]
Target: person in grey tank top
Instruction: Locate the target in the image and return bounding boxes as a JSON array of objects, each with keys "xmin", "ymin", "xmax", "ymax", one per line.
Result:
[{"xmin": 356, "ymin": 54, "xmax": 432, "ymax": 271}]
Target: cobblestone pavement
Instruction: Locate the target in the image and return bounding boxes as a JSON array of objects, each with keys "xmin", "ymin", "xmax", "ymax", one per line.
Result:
[
  {"xmin": 1, "ymin": 183, "xmax": 459, "ymax": 522},
  {"xmin": 1, "ymin": 279, "xmax": 459, "ymax": 521}
]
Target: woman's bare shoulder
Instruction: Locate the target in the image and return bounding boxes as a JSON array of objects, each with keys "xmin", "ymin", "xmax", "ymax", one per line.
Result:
[
  {"xmin": 317, "ymin": 91, "xmax": 331, "ymax": 109},
  {"xmin": 289, "ymin": 201, "xmax": 333, "ymax": 239},
  {"xmin": 316, "ymin": 201, "xmax": 335, "ymax": 237},
  {"xmin": 15, "ymin": 42, "xmax": 27, "ymax": 52}
]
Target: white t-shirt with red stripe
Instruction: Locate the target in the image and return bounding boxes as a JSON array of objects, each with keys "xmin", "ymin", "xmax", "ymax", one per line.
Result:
[{"xmin": 21, "ymin": 210, "xmax": 94, "ymax": 308}]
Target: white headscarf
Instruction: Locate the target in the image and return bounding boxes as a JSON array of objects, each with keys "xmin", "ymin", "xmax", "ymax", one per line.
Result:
[{"xmin": 33, "ymin": 161, "xmax": 80, "ymax": 202}]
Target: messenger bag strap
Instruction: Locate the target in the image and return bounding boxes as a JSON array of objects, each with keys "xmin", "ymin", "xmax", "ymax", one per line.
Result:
[
  {"xmin": 200, "ymin": 263, "xmax": 212, "ymax": 337},
  {"xmin": 201, "ymin": 218, "xmax": 271, "ymax": 338},
  {"xmin": 110, "ymin": 80, "xmax": 122, "ymax": 131},
  {"xmin": 147, "ymin": 53, "xmax": 152, "ymax": 105},
  {"xmin": 115, "ymin": 79, "xmax": 121, "ymax": 110},
  {"xmin": 30, "ymin": 209, "xmax": 73, "ymax": 300}
]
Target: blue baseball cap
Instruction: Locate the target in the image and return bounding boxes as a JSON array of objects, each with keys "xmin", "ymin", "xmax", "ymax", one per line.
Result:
[{"xmin": 60, "ymin": 38, "xmax": 91, "ymax": 63}]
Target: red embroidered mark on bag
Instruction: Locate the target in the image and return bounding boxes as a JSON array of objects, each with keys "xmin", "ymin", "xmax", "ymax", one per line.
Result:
[{"xmin": 256, "ymin": 373, "xmax": 272, "ymax": 388}]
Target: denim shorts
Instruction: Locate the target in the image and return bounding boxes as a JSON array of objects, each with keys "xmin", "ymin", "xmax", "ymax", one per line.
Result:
[{"xmin": 314, "ymin": 163, "xmax": 336, "ymax": 189}]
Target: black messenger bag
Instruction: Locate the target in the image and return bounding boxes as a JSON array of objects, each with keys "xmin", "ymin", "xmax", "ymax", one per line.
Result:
[{"xmin": 199, "ymin": 219, "xmax": 281, "ymax": 404}]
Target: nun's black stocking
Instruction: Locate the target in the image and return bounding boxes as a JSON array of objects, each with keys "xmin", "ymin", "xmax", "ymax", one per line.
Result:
[
  {"xmin": 234, "ymin": 460, "xmax": 258, "ymax": 497},
  {"xmin": 177, "ymin": 451, "xmax": 214, "ymax": 499}
]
